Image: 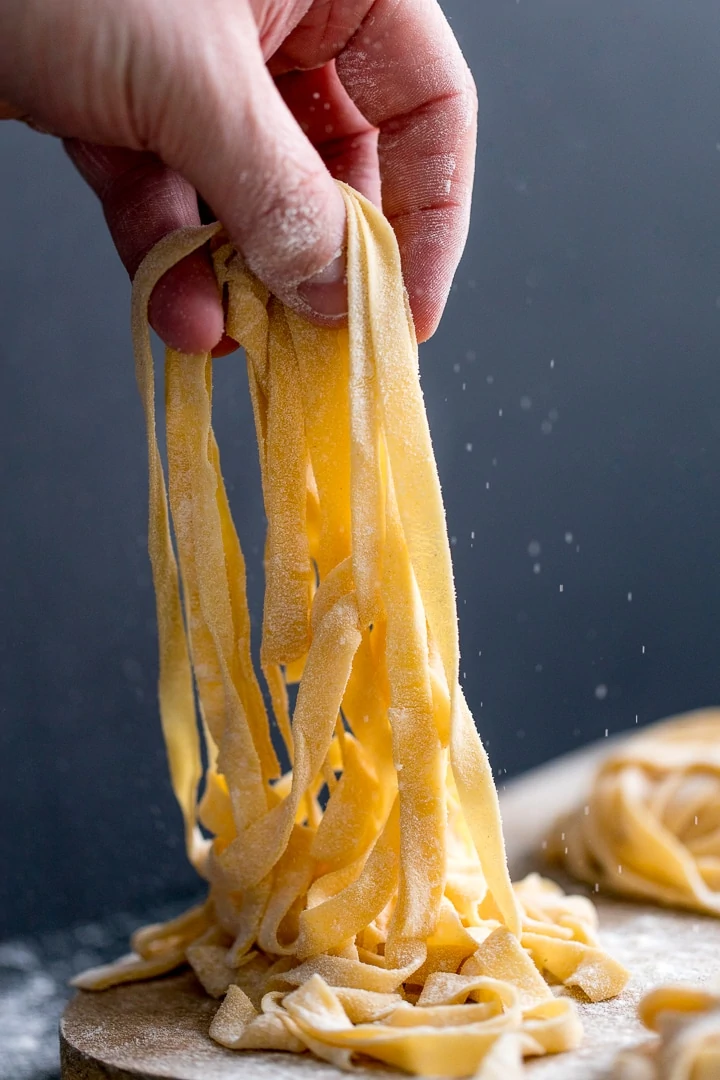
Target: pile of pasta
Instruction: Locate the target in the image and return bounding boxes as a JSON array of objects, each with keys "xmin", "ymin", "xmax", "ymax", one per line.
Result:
[
  {"xmin": 549, "ymin": 709, "xmax": 720, "ymax": 916},
  {"xmin": 614, "ymin": 986, "xmax": 720, "ymax": 1079},
  {"xmin": 74, "ymin": 184, "xmax": 627, "ymax": 1076}
]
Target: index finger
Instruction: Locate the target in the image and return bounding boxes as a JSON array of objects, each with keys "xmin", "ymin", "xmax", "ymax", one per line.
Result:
[{"xmin": 335, "ymin": 0, "xmax": 477, "ymax": 342}]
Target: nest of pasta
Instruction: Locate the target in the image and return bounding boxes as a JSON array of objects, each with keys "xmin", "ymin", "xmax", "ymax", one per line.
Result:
[
  {"xmin": 615, "ymin": 985, "xmax": 720, "ymax": 1079},
  {"xmin": 74, "ymin": 185, "xmax": 627, "ymax": 1077},
  {"xmin": 549, "ymin": 709, "xmax": 720, "ymax": 917}
]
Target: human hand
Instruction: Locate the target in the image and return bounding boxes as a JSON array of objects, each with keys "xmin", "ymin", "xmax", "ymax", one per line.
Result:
[{"xmin": 0, "ymin": 1, "xmax": 477, "ymax": 353}]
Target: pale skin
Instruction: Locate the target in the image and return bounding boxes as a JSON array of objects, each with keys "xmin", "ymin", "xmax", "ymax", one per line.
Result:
[{"xmin": 0, "ymin": 0, "xmax": 477, "ymax": 355}]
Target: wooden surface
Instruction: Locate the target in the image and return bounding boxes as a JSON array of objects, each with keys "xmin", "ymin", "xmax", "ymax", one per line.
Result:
[{"xmin": 61, "ymin": 736, "xmax": 720, "ymax": 1078}]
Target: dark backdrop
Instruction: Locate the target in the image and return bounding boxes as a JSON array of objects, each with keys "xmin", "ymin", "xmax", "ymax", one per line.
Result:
[{"xmin": 3, "ymin": 0, "xmax": 720, "ymax": 937}]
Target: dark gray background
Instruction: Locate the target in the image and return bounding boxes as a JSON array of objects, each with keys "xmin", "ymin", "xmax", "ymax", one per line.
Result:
[{"xmin": 3, "ymin": 0, "xmax": 720, "ymax": 939}]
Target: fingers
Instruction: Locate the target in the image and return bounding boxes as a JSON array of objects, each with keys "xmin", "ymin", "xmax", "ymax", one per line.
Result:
[
  {"xmin": 150, "ymin": 10, "xmax": 349, "ymax": 324},
  {"xmin": 275, "ymin": 63, "xmax": 380, "ymax": 206},
  {"xmin": 336, "ymin": 0, "xmax": 478, "ymax": 341},
  {"xmin": 65, "ymin": 142, "xmax": 226, "ymax": 355}
]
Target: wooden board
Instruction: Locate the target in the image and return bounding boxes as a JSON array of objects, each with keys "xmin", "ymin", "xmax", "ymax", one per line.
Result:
[{"xmin": 60, "ymin": 737, "xmax": 720, "ymax": 1078}]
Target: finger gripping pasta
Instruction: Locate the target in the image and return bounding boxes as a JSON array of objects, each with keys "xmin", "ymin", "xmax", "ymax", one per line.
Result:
[{"xmin": 73, "ymin": 184, "xmax": 627, "ymax": 1076}]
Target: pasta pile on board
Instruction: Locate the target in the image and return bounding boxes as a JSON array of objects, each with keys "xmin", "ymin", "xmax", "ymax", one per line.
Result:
[
  {"xmin": 74, "ymin": 184, "xmax": 627, "ymax": 1077},
  {"xmin": 549, "ymin": 709, "xmax": 720, "ymax": 916},
  {"xmin": 614, "ymin": 985, "xmax": 720, "ymax": 1080}
]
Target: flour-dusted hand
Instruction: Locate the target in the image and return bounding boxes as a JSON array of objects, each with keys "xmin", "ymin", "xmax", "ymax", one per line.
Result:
[{"xmin": 0, "ymin": 0, "xmax": 477, "ymax": 352}]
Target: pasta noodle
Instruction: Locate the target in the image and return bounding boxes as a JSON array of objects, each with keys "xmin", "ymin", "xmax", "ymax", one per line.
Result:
[
  {"xmin": 73, "ymin": 184, "xmax": 627, "ymax": 1075},
  {"xmin": 549, "ymin": 709, "xmax": 720, "ymax": 915},
  {"xmin": 614, "ymin": 985, "xmax": 720, "ymax": 1079}
]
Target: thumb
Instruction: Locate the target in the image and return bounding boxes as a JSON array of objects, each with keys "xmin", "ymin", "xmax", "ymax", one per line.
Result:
[{"xmin": 150, "ymin": 10, "xmax": 348, "ymax": 321}]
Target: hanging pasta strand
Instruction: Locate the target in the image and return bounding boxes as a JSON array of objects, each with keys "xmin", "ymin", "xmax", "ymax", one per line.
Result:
[
  {"xmin": 128, "ymin": 223, "xmax": 221, "ymax": 871},
  {"xmin": 165, "ymin": 351, "xmax": 268, "ymax": 836}
]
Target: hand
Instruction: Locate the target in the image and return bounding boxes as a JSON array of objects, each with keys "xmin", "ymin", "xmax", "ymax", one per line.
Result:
[{"xmin": 0, "ymin": 1, "xmax": 477, "ymax": 353}]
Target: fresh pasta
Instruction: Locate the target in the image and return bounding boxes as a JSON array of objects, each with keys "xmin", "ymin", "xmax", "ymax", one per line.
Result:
[
  {"xmin": 73, "ymin": 184, "xmax": 627, "ymax": 1076},
  {"xmin": 614, "ymin": 985, "xmax": 720, "ymax": 1079},
  {"xmin": 549, "ymin": 709, "xmax": 720, "ymax": 915}
]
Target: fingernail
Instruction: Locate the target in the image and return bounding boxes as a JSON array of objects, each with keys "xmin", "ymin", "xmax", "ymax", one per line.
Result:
[{"xmin": 296, "ymin": 254, "xmax": 347, "ymax": 317}]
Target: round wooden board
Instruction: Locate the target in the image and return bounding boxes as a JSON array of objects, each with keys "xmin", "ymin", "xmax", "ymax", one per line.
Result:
[
  {"xmin": 60, "ymin": 737, "xmax": 720, "ymax": 1078},
  {"xmin": 60, "ymin": 970, "xmax": 349, "ymax": 1080}
]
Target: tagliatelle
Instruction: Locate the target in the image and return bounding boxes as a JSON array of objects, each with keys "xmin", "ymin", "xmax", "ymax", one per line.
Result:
[
  {"xmin": 614, "ymin": 985, "xmax": 720, "ymax": 1079},
  {"xmin": 73, "ymin": 184, "xmax": 627, "ymax": 1075},
  {"xmin": 549, "ymin": 709, "xmax": 720, "ymax": 916}
]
